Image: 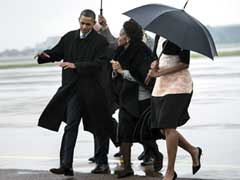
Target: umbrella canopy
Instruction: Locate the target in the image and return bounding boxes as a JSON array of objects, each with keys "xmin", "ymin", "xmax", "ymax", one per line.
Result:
[{"xmin": 123, "ymin": 3, "xmax": 218, "ymax": 59}]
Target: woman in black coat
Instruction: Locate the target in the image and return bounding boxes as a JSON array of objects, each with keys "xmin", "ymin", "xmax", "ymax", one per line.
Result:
[{"xmin": 111, "ymin": 20, "xmax": 163, "ymax": 178}]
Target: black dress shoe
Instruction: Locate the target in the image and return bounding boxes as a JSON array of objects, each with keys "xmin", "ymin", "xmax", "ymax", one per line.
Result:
[
  {"xmin": 173, "ymin": 172, "xmax": 177, "ymax": 180},
  {"xmin": 140, "ymin": 156, "xmax": 153, "ymax": 166},
  {"xmin": 137, "ymin": 151, "xmax": 145, "ymax": 160},
  {"xmin": 88, "ymin": 157, "xmax": 96, "ymax": 163},
  {"xmin": 192, "ymin": 147, "xmax": 202, "ymax": 175},
  {"xmin": 153, "ymin": 152, "xmax": 163, "ymax": 171},
  {"xmin": 116, "ymin": 167, "xmax": 134, "ymax": 178},
  {"xmin": 91, "ymin": 164, "xmax": 110, "ymax": 174},
  {"xmin": 49, "ymin": 167, "xmax": 74, "ymax": 176},
  {"xmin": 114, "ymin": 151, "xmax": 122, "ymax": 157}
]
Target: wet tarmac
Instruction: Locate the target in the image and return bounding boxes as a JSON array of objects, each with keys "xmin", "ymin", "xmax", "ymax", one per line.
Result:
[
  {"xmin": 0, "ymin": 169, "xmax": 216, "ymax": 180},
  {"xmin": 1, "ymin": 56, "xmax": 240, "ymax": 180}
]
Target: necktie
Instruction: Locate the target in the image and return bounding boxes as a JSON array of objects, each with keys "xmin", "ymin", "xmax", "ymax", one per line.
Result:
[{"xmin": 80, "ymin": 33, "xmax": 86, "ymax": 39}]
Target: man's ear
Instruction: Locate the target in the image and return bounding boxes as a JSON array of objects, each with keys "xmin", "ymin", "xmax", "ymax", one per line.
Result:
[{"xmin": 126, "ymin": 37, "xmax": 131, "ymax": 43}]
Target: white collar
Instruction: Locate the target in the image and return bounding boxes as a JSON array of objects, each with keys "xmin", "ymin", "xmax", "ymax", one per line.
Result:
[{"xmin": 79, "ymin": 30, "xmax": 92, "ymax": 39}]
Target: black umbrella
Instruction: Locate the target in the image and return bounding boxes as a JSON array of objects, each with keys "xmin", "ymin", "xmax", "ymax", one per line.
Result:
[{"xmin": 123, "ymin": 3, "xmax": 218, "ymax": 59}]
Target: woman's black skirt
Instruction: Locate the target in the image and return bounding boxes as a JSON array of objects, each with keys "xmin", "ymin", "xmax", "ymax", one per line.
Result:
[{"xmin": 151, "ymin": 92, "xmax": 193, "ymax": 129}]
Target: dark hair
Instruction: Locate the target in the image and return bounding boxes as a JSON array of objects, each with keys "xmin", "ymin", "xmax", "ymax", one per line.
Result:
[
  {"xmin": 80, "ymin": 9, "xmax": 96, "ymax": 20},
  {"xmin": 123, "ymin": 19, "xmax": 143, "ymax": 43}
]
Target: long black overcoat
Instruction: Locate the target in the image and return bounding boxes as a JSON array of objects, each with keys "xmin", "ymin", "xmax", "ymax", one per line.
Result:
[{"xmin": 37, "ymin": 29, "xmax": 114, "ymax": 137}]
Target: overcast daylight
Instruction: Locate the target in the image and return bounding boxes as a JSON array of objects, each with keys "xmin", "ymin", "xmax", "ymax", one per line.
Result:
[
  {"xmin": 0, "ymin": 0, "xmax": 240, "ymax": 51},
  {"xmin": 0, "ymin": 1, "xmax": 240, "ymax": 180}
]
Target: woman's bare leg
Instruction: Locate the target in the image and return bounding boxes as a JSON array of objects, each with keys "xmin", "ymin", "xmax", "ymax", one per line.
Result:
[
  {"xmin": 163, "ymin": 128, "xmax": 178, "ymax": 180},
  {"xmin": 177, "ymin": 131, "xmax": 200, "ymax": 167}
]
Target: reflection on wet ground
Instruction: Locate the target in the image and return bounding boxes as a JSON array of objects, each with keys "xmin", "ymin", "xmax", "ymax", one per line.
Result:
[
  {"xmin": 1, "ymin": 169, "xmax": 215, "ymax": 180},
  {"xmin": 0, "ymin": 56, "xmax": 240, "ymax": 179}
]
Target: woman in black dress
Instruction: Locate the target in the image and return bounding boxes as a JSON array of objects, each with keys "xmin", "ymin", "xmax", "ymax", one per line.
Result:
[
  {"xmin": 111, "ymin": 20, "xmax": 163, "ymax": 178},
  {"xmin": 148, "ymin": 41, "xmax": 203, "ymax": 180}
]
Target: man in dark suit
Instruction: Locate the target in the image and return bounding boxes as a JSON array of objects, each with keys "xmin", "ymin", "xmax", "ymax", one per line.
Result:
[{"xmin": 35, "ymin": 9, "xmax": 115, "ymax": 176}]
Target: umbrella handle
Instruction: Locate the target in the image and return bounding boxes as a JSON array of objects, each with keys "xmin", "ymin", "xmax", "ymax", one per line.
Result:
[
  {"xmin": 145, "ymin": 34, "xmax": 160, "ymax": 85},
  {"xmin": 144, "ymin": 75, "xmax": 152, "ymax": 85},
  {"xmin": 100, "ymin": 0, "xmax": 103, "ymax": 15},
  {"xmin": 144, "ymin": 40, "xmax": 169, "ymax": 85},
  {"xmin": 153, "ymin": 35, "xmax": 160, "ymax": 57},
  {"xmin": 183, "ymin": 0, "xmax": 189, "ymax": 9}
]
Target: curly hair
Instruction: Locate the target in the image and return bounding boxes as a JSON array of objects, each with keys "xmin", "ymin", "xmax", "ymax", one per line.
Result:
[{"xmin": 123, "ymin": 19, "xmax": 143, "ymax": 43}]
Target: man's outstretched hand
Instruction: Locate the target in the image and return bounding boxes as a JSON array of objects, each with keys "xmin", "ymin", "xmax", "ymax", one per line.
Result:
[{"xmin": 34, "ymin": 52, "xmax": 50, "ymax": 59}]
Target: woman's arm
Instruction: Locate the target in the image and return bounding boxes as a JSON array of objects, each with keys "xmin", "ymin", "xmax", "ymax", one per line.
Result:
[
  {"xmin": 120, "ymin": 70, "xmax": 137, "ymax": 82},
  {"xmin": 97, "ymin": 15, "xmax": 118, "ymax": 49},
  {"xmin": 148, "ymin": 62, "xmax": 189, "ymax": 78},
  {"xmin": 159, "ymin": 63, "xmax": 188, "ymax": 76}
]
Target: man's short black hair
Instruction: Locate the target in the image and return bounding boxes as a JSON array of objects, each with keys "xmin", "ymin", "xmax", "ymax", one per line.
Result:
[{"xmin": 80, "ymin": 9, "xmax": 96, "ymax": 20}]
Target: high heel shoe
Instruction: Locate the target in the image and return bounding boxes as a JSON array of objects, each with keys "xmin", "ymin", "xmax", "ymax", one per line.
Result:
[
  {"xmin": 192, "ymin": 147, "xmax": 202, "ymax": 175},
  {"xmin": 173, "ymin": 172, "xmax": 177, "ymax": 180},
  {"xmin": 163, "ymin": 171, "xmax": 177, "ymax": 180}
]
